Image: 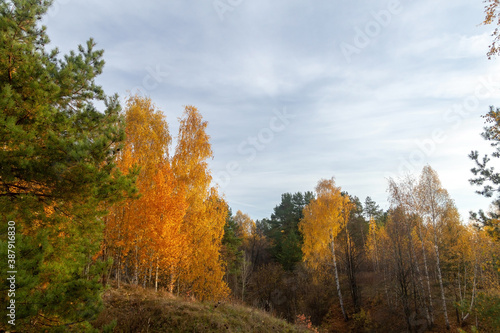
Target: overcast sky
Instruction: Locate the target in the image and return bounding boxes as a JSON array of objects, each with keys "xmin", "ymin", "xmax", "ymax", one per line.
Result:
[{"xmin": 43, "ymin": 0, "xmax": 499, "ymax": 221}]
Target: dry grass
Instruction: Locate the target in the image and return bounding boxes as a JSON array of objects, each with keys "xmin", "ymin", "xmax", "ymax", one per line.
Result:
[{"xmin": 92, "ymin": 285, "xmax": 309, "ymax": 333}]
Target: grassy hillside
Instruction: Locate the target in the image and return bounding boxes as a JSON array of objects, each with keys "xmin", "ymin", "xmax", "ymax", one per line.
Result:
[{"xmin": 93, "ymin": 285, "xmax": 310, "ymax": 333}]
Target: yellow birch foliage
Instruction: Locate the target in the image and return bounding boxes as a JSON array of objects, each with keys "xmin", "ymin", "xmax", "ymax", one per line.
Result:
[
  {"xmin": 234, "ymin": 210, "xmax": 255, "ymax": 240},
  {"xmin": 143, "ymin": 162, "xmax": 188, "ymax": 278},
  {"xmin": 105, "ymin": 95, "xmax": 187, "ymax": 285},
  {"xmin": 366, "ymin": 217, "xmax": 380, "ymax": 270},
  {"xmin": 172, "ymin": 105, "xmax": 229, "ymax": 301},
  {"xmin": 299, "ymin": 178, "xmax": 351, "ymax": 271},
  {"xmin": 105, "ymin": 100, "xmax": 228, "ymax": 300}
]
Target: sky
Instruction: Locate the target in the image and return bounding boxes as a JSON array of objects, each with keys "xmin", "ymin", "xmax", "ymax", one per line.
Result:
[{"xmin": 42, "ymin": 0, "xmax": 499, "ymax": 221}]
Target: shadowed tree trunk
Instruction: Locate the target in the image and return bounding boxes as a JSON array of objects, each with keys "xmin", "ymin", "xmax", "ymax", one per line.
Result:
[{"xmin": 331, "ymin": 237, "xmax": 348, "ymax": 321}]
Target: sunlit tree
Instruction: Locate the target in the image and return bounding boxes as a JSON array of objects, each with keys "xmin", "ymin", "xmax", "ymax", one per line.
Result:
[
  {"xmin": 299, "ymin": 178, "xmax": 352, "ymax": 321},
  {"xmin": 172, "ymin": 106, "xmax": 229, "ymax": 300},
  {"xmin": 0, "ymin": 1, "xmax": 135, "ymax": 330}
]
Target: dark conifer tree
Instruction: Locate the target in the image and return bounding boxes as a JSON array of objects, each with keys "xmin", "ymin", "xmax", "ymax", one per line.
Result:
[
  {"xmin": 469, "ymin": 106, "xmax": 500, "ymax": 240},
  {"xmin": 0, "ymin": 1, "xmax": 135, "ymax": 330}
]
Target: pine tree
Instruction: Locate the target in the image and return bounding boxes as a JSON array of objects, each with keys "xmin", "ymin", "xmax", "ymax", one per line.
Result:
[
  {"xmin": 266, "ymin": 192, "xmax": 314, "ymax": 271},
  {"xmin": 469, "ymin": 106, "xmax": 500, "ymax": 241},
  {"xmin": 221, "ymin": 208, "xmax": 243, "ymax": 295},
  {"xmin": 0, "ymin": 1, "xmax": 135, "ymax": 330}
]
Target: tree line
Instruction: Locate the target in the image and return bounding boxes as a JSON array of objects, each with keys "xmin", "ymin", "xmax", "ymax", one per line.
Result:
[
  {"xmin": 220, "ymin": 168, "xmax": 499, "ymax": 332},
  {"xmin": 1, "ymin": 1, "xmax": 500, "ymax": 332}
]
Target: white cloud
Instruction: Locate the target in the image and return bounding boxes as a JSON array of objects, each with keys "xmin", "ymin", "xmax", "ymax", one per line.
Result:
[{"xmin": 43, "ymin": 0, "xmax": 499, "ymax": 220}]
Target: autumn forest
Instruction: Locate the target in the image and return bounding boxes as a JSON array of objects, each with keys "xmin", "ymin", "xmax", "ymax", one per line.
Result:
[{"xmin": 1, "ymin": 1, "xmax": 500, "ymax": 332}]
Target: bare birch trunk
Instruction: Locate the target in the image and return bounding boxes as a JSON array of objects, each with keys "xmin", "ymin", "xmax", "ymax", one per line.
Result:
[
  {"xmin": 434, "ymin": 241, "xmax": 450, "ymax": 330},
  {"xmin": 169, "ymin": 271, "xmax": 175, "ymax": 293},
  {"xmin": 345, "ymin": 231, "xmax": 360, "ymax": 312},
  {"xmin": 155, "ymin": 260, "xmax": 159, "ymax": 292},
  {"xmin": 148, "ymin": 261, "xmax": 152, "ymax": 286},
  {"xmin": 331, "ymin": 238, "xmax": 348, "ymax": 321},
  {"xmin": 117, "ymin": 252, "xmax": 121, "ymax": 288},
  {"xmin": 462, "ymin": 253, "xmax": 478, "ymax": 322},
  {"xmin": 417, "ymin": 223, "xmax": 434, "ymax": 326},
  {"xmin": 382, "ymin": 264, "xmax": 391, "ymax": 307},
  {"xmin": 134, "ymin": 245, "xmax": 139, "ymax": 286},
  {"xmin": 240, "ymin": 253, "xmax": 252, "ymax": 302},
  {"xmin": 411, "ymin": 233, "xmax": 431, "ymax": 327}
]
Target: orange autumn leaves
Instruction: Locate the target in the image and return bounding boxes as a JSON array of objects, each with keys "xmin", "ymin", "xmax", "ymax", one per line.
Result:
[{"xmin": 104, "ymin": 95, "xmax": 228, "ymax": 300}]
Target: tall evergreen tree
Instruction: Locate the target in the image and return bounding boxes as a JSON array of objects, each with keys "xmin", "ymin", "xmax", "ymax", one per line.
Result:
[
  {"xmin": 221, "ymin": 208, "xmax": 243, "ymax": 295},
  {"xmin": 364, "ymin": 196, "xmax": 383, "ymax": 221},
  {"xmin": 0, "ymin": 1, "xmax": 135, "ymax": 330},
  {"xmin": 266, "ymin": 192, "xmax": 314, "ymax": 271},
  {"xmin": 469, "ymin": 106, "xmax": 500, "ymax": 240}
]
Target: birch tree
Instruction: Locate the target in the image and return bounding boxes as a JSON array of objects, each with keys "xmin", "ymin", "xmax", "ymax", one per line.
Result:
[
  {"xmin": 417, "ymin": 165, "xmax": 451, "ymax": 330},
  {"xmin": 388, "ymin": 176, "xmax": 433, "ymax": 331},
  {"xmin": 172, "ymin": 105, "xmax": 229, "ymax": 300},
  {"xmin": 104, "ymin": 95, "xmax": 187, "ymax": 290},
  {"xmin": 299, "ymin": 178, "xmax": 351, "ymax": 321}
]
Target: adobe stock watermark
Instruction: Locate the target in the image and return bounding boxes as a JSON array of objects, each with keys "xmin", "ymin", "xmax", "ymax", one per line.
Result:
[
  {"xmin": 213, "ymin": 0, "xmax": 244, "ymax": 21},
  {"xmin": 214, "ymin": 107, "xmax": 295, "ymax": 188},
  {"xmin": 129, "ymin": 65, "xmax": 169, "ymax": 94},
  {"xmin": 388, "ymin": 73, "xmax": 500, "ymax": 179},
  {"xmin": 339, "ymin": 0, "xmax": 403, "ymax": 63},
  {"xmin": 6, "ymin": 220, "xmax": 16, "ymax": 327}
]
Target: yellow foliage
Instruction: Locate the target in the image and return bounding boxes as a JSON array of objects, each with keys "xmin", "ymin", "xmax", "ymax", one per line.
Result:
[
  {"xmin": 299, "ymin": 178, "xmax": 352, "ymax": 271},
  {"xmin": 171, "ymin": 105, "xmax": 229, "ymax": 300},
  {"xmin": 234, "ymin": 210, "xmax": 255, "ymax": 241}
]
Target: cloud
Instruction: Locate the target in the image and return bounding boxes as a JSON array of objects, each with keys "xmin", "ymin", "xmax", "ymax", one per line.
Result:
[{"xmin": 43, "ymin": 0, "xmax": 499, "ymax": 220}]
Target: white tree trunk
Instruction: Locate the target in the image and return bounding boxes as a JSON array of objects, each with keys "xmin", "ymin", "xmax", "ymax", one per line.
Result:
[
  {"xmin": 134, "ymin": 245, "xmax": 139, "ymax": 285},
  {"xmin": 412, "ymin": 234, "xmax": 432, "ymax": 326},
  {"xmin": 331, "ymin": 238, "xmax": 348, "ymax": 321},
  {"xmin": 240, "ymin": 253, "xmax": 252, "ymax": 302},
  {"xmin": 418, "ymin": 224, "xmax": 434, "ymax": 325},
  {"xmin": 434, "ymin": 242, "xmax": 450, "ymax": 330},
  {"xmin": 169, "ymin": 272, "xmax": 175, "ymax": 293}
]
